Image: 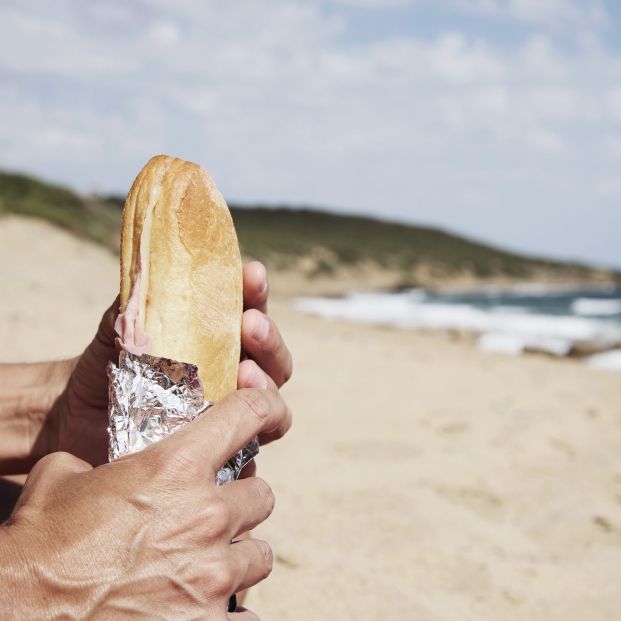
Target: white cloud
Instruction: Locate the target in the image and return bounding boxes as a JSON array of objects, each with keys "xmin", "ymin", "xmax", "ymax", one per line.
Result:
[
  {"xmin": 518, "ymin": 35, "xmax": 568, "ymax": 80},
  {"xmin": 523, "ymin": 128, "xmax": 564, "ymax": 153},
  {"xmin": 595, "ymin": 177, "xmax": 621, "ymax": 198},
  {"xmin": 0, "ymin": 0, "xmax": 620, "ymax": 266},
  {"xmin": 607, "ymin": 136, "xmax": 621, "ymax": 159},
  {"xmin": 453, "ymin": 0, "xmax": 609, "ymax": 30},
  {"xmin": 148, "ymin": 21, "xmax": 180, "ymax": 45},
  {"xmin": 610, "ymin": 86, "xmax": 621, "ymax": 120},
  {"xmin": 329, "ymin": 0, "xmax": 609, "ymax": 29},
  {"xmin": 332, "ymin": 0, "xmax": 415, "ymax": 7}
]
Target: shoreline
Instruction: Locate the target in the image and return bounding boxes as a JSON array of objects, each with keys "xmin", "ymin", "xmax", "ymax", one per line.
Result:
[{"xmin": 291, "ymin": 287, "xmax": 621, "ymax": 367}]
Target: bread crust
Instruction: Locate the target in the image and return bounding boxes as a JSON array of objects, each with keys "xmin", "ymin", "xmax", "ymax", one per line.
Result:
[{"xmin": 120, "ymin": 155, "xmax": 242, "ymax": 400}]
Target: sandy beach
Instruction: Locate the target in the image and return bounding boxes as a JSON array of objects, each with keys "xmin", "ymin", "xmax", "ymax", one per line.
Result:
[{"xmin": 2, "ymin": 215, "xmax": 621, "ymax": 620}]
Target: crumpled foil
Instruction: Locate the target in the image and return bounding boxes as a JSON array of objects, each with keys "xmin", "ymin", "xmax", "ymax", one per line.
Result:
[{"xmin": 108, "ymin": 351, "xmax": 259, "ymax": 485}]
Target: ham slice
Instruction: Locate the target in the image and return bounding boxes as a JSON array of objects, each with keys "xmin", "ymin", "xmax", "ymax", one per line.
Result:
[{"xmin": 114, "ymin": 266, "xmax": 152, "ymax": 355}]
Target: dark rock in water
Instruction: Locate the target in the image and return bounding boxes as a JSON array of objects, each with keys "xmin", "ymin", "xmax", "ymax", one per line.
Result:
[{"xmin": 567, "ymin": 343, "xmax": 621, "ymax": 359}]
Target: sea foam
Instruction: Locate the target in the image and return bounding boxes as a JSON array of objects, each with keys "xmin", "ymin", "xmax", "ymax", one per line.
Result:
[
  {"xmin": 293, "ymin": 289, "xmax": 621, "ymax": 365},
  {"xmin": 586, "ymin": 350, "xmax": 621, "ymax": 372},
  {"xmin": 571, "ymin": 298, "xmax": 621, "ymax": 317}
]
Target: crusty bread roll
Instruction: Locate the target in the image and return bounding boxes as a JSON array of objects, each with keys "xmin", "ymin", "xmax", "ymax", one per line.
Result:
[{"xmin": 116, "ymin": 155, "xmax": 242, "ymax": 400}]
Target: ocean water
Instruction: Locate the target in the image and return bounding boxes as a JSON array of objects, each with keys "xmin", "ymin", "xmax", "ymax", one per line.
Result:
[{"xmin": 293, "ymin": 285, "xmax": 621, "ymax": 372}]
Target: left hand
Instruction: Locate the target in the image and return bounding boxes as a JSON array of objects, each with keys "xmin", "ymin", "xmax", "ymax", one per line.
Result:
[{"xmin": 48, "ymin": 261, "xmax": 292, "ymax": 466}]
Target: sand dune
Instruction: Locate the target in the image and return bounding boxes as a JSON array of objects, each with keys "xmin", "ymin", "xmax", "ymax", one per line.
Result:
[{"xmin": 2, "ymin": 215, "xmax": 621, "ymax": 620}]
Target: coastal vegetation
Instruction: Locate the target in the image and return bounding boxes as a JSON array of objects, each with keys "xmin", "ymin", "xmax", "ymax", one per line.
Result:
[{"xmin": 0, "ymin": 170, "xmax": 617, "ymax": 288}]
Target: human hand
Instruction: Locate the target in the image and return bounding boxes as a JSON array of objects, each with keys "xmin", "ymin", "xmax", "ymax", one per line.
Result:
[
  {"xmin": 2, "ymin": 386, "xmax": 291, "ymax": 619},
  {"xmin": 49, "ymin": 262, "xmax": 292, "ymax": 466}
]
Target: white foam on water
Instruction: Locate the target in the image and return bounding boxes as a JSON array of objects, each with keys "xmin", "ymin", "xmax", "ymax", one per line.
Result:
[
  {"xmin": 571, "ymin": 298, "xmax": 621, "ymax": 316},
  {"xmin": 477, "ymin": 333, "xmax": 525, "ymax": 356},
  {"xmin": 478, "ymin": 333, "xmax": 573, "ymax": 357},
  {"xmin": 293, "ymin": 290, "xmax": 621, "ymax": 358},
  {"xmin": 488, "ymin": 305, "xmax": 529, "ymax": 314},
  {"xmin": 586, "ymin": 350, "xmax": 621, "ymax": 372}
]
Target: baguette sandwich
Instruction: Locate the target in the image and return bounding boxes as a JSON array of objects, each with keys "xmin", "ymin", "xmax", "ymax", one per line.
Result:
[{"xmin": 114, "ymin": 155, "xmax": 242, "ymax": 400}]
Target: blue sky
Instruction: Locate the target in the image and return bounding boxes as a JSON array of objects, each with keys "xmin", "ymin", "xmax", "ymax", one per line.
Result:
[{"xmin": 1, "ymin": 0, "xmax": 620, "ymax": 267}]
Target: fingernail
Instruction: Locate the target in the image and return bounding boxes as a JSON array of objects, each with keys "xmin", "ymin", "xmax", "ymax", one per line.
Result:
[{"xmin": 253, "ymin": 313, "xmax": 270, "ymax": 342}]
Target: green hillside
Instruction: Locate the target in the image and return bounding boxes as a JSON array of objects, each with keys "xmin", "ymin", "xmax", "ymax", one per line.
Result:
[
  {"xmin": 0, "ymin": 171, "xmax": 121, "ymax": 248},
  {"xmin": 229, "ymin": 207, "xmax": 592, "ymax": 279},
  {"xmin": 0, "ymin": 170, "xmax": 616, "ymax": 285}
]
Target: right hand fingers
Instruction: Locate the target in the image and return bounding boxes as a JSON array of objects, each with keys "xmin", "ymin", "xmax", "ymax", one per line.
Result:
[
  {"xmin": 237, "ymin": 359, "xmax": 278, "ymax": 393},
  {"xmin": 228, "ymin": 538, "xmax": 273, "ymax": 594},
  {"xmin": 242, "ymin": 261, "xmax": 268, "ymax": 314},
  {"xmin": 231, "ymin": 367, "xmax": 294, "ymax": 446},
  {"xmin": 169, "ymin": 388, "xmax": 291, "ymax": 475},
  {"xmin": 218, "ymin": 477, "xmax": 275, "ymax": 539},
  {"xmin": 241, "ymin": 309, "xmax": 292, "ymax": 388}
]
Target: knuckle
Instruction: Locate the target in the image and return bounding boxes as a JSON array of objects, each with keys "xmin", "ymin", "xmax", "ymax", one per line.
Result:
[
  {"xmin": 271, "ymin": 403, "xmax": 293, "ymax": 441},
  {"xmin": 208, "ymin": 560, "xmax": 235, "ymax": 595},
  {"xmin": 25, "ymin": 452, "xmax": 91, "ymax": 498},
  {"xmin": 27, "ymin": 459, "xmax": 48, "ymax": 483},
  {"xmin": 200, "ymin": 499, "xmax": 231, "ymax": 539},
  {"xmin": 236, "ymin": 389, "xmax": 271, "ymax": 424},
  {"xmin": 37, "ymin": 451, "xmax": 90, "ymax": 475},
  {"xmin": 30, "ymin": 453, "xmax": 55, "ymax": 475}
]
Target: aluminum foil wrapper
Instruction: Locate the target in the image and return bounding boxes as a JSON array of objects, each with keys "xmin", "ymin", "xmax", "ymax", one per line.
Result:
[{"xmin": 108, "ymin": 351, "xmax": 258, "ymax": 486}]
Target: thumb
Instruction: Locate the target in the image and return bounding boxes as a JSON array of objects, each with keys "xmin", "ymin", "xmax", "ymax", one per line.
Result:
[
  {"xmin": 67, "ymin": 296, "xmax": 120, "ymax": 410},
  {"xmin": 97, "ymin": 295, "xmax": 121, "ymax": 349}
]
